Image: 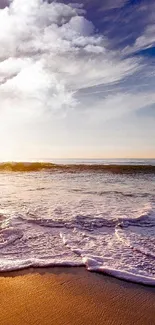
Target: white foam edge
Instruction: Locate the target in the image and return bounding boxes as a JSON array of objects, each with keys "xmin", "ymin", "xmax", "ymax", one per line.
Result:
[
  {"xmin": 86, "ymin": 263, "xmax": 155, "ymax": 286},
  {"xmin": 0, "ymin": 259, "xmax": 84, "ymax": 272}
]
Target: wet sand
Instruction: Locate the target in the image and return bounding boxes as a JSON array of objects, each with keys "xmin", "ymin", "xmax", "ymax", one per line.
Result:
[{"xmin": 0, "ymin": 267, "xmax": 155, "ymax": 325}]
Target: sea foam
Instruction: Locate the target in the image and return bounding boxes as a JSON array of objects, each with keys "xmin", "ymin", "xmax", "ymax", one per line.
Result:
[{"xmin": 0, "ymin": 164, "xmax": 154, "ymax": 285}]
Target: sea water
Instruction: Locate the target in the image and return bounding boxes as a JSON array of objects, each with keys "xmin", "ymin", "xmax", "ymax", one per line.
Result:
[{"xmin": 0, "ymin": 159, "xmax": 155, "ymax": 285}]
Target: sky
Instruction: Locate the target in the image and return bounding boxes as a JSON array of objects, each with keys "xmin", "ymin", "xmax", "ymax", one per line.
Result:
[{"xmin": 0, "ymin": 0, "xmax": 155, "ymax": 160}]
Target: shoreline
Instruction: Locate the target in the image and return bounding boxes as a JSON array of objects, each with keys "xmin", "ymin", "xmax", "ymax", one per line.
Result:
[
  {"xmin": 0, "ymin": 267, "xmax": 155, "ymax": 325},
  {"xmin": 1, "ymin": 264, "xmax": 155, "ymax": 286},
  {"xmin": 1, "ymin": 265, "xmax": 155, "ymax": 287}
]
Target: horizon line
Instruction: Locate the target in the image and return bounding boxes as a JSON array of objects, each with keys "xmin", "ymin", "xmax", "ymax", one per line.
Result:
[{"xmin": 0, "ymin": 157, "xmax": 155, "ymax": 162}]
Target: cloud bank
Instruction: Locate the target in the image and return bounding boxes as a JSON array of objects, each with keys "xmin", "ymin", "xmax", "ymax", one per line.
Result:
[
  {"xmin": 0, "ymin": 0, "xmax": 154, "ymax": 158},
  {"xmin": 0, "ymin": 0, "xmax": 140, "ymax": 118}
]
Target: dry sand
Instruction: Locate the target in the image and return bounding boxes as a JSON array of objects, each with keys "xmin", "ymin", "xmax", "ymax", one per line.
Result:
[{"xmin": 0, "ymin": 267, "xmax": 155, "ymax": 325}]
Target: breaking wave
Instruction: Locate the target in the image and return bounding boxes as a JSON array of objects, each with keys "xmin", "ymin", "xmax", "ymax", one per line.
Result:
[
  {"xmin": 0, "ymin": 163, "xmax": 154, "ymax": 286},
  {"xmin": 0, "ymin": 205, "xmax": 155, "ymax": 285},
  {"xmin": 0, "ymin": 162, "xmax": 155, "ymax": 173}
]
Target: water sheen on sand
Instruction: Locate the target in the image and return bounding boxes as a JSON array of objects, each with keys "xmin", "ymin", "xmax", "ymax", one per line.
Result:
[{"xmin": 0, "ymin": 160, "xmax": 155, "ymax": 285}]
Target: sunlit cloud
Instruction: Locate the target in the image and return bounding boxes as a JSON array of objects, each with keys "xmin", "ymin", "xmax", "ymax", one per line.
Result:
[
  {"xmin": 0, "ymin": 0, "xmax": 140, "ymax": 118},
  {"xmin": 0, "ymin": 0, "xmax": 155, "ymax": 159}
]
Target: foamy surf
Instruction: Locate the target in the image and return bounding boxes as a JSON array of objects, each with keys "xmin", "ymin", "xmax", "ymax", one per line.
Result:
[
  {"xmin": 0, "ymin": 162, "xmax": 154, "ymax": 285},
  {"xmin": 0, "ymin": 207, "xmax": 155, "ymax": 285}
]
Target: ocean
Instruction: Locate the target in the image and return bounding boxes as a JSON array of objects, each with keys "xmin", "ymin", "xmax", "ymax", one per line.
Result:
[{"xmin": 0, "ymin": 159, "xmax": 155, "ymax": 285}]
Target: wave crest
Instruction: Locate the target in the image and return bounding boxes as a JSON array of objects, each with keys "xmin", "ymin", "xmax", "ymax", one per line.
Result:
[{"xmin": 0, "ymin": 162, "xmax": 155, "ymax": 173}]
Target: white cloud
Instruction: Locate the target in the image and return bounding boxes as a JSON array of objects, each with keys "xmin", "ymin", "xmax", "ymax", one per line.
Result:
[
  {"xmin": 0, "ymin": 0, "xmax": 140, "ymax": 121},
  {"xmin": 123, "ymin": 24, "xmax": 155, "ymax": 55},
  {"xmin": 135, "ymin": 24, "xmax": 155, "ymax": 50},
  {"xmin": 75, "ymin": 90, "xmax": 155, "ymax": 127},
  {"xmin": 0, "ymin": 0, "xmax": 154, "ymax": 160}
]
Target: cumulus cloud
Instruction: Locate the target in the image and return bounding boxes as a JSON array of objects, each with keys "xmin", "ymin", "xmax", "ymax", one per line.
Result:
[
  {"xmin": 0, "ymin": 0, "xmax": 155, "ymax": 159},
  {"xmin": 0, "ymin": 0, "xmax": 141, "ymax": 121}
]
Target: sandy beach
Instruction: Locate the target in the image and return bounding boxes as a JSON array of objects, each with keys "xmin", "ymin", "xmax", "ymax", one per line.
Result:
[{"xmin": 0, "ymin": 267, "xmax": 155, "ymax": 325}]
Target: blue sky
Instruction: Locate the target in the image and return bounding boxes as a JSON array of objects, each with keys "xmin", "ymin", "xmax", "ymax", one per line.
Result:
[{"xmin": 0, "ymin": 0, "xmax": 154, "ymax": 159}]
